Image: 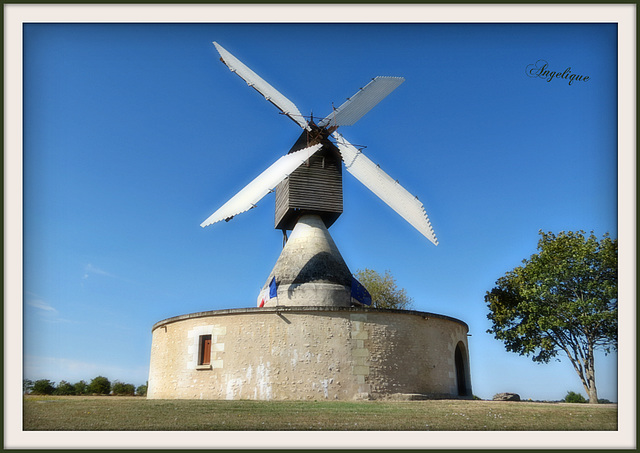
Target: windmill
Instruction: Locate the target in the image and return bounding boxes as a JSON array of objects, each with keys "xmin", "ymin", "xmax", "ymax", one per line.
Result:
[{"xmin": 201, "ymin": 42, "xmax": 438, "ymax": 307}]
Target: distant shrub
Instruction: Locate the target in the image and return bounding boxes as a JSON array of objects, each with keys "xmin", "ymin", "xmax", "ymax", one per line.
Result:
[
  {"xmin": 563, "ymin": 391, "xmax": 587, "ymax": 403},
  {"xmin": 88, "ymin": 376, "xmax": 111, "ymax": 395},
  {"xmin": 32, "ymin": 379, "xmax": 55, "ymax": 395},
  {"xmin": 598, "ymin": 398, "xmax": 612, "ymax": 404},
  {"xmin": 136, "ymin": 383, "xmax": 148, "ymax": 397},
  {"xmin": 54, "ymin": 380, "xmax": 75, "ymax": 395},
  {"xmin": 112, "ymin": 381, "xmax": 135, "ymax": 396},
  {"xmin": 472, "ymin": 395, "xmax": 481, "ymax": 400}
]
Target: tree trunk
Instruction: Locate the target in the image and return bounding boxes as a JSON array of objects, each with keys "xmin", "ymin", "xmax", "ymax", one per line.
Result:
[
  {"xmin": 567, "ymin": 338, "xmax": 599, "ymax": 404},
  {"xmin": 588, "ymin": 382, "xmax": 599, "ymax": 403},
  {"xmin": 586, "ymin": 341, "xmax": 599, "ymax": 404}
]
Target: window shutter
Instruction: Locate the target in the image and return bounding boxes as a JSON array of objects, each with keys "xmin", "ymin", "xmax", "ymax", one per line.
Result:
[{"xmin": 199, "ymin": 335, "xmax": 212, "ymax": 365}]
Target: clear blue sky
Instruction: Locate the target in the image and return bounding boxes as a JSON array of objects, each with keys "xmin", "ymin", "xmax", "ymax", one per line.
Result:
[{"xmin": 23, "ymin": 22, "xmax": 619, "ymax": 402}]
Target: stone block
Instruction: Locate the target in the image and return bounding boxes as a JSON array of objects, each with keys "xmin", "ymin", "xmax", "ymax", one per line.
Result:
[
  {"xmin": 350, "ymin": 314, "xmax": 368, "ymax": 322},
  {"xmin": 351, "ymin": 330, "xmax": 368, "ymax": 340},
  {"xmin": 352, "ymin": 348, "xmax": 369, "ymax": 357}
]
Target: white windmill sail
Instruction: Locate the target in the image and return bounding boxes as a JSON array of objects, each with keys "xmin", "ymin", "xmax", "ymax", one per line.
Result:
[
  {"xmin": 201, "ymin": 144, "xmax": 322, "ymax": 227},
  {"xmin": 333, "ymin": 132, "xmax": 438, "ymax": 245},
  {"xmin": 213, "ymin": 42, "xmax": 310, "ymax": 131},
  {"xmin": 318, "ymin": 76, "xmax": 405, "ymax": 129}
]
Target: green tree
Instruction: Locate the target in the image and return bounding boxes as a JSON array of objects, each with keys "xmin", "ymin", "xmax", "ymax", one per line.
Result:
[
  {"xmin": 31, "ymin": 379, "xmax": 55, "ymax": 395},
  {"xmin": 354, "ymin": 268, "xmax": 413, "ymax": 310},
  {"xmin": 136, "ymin": 382, "xmax": 148, "ymax": 397},
  {"xmin": 485, "ymin": 230, "xmax": 617, "ymax": 404},
  {"xmin": 87, "ymin": 376, "xmax": 111, "ymax": 395},
  {"xmin": 112, "ymin": 381, "xmax": 136, "ymax": 396},
  {"xmin": 563, "ymin": 391, "xmax": 587, "ymax": 403},
  {"xmin": 73, "ymin": 380, "xmax": 88, "ymax": 395},
  {"xmin": 54, "ymin": 380, "xmax": 75, "ymax": 395}
]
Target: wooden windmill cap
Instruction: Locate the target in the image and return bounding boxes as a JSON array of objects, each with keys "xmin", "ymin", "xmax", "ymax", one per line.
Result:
[{"xmin": 275, "ymin": 132, "xmax": 343, "ymax": 231}]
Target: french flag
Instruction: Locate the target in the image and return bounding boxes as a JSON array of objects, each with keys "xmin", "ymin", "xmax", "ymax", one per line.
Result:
[{"xmin": 257, "ymin": 276, "xmax": 277, "ymax": 307}]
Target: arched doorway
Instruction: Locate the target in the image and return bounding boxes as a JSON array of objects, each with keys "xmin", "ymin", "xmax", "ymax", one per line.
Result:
[{"xmin": 454, "ymin": 342, "xmax": 469, "ymax": 397}]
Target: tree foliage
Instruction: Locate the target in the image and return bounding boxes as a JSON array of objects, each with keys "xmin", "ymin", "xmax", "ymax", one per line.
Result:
[
  {"xmin": 24, "ymin": 376, "xmax": 148, "ymax": 397},
  {"xmin": 23, "ymin": 379, "xmax": 34, "ymax": 394},
  {"xmin": 485, "ymin": 230, "xmax": 617, "ymax": 404},
  {"xmin": 136, "ymin": 382, "xmax": 148, "ymax": 397},
  {"xmin": 112, "ymin": 381, "xmax": 136, "ymax": 396},
  {"xmin": 354, "ymin": 268, "xmax": 413, "ymax": 310},
  {"xmin": 73, "ymin": 380, "xmax": 88, "ymax": 395},
  {"xmin": 563, "ymin": 391, "xmax": 587, "ymax": 403},
  {"xmin": 54, "ymin": 380, "xmax": 75, "ymax": 396},
  {"xmin": 32, "ymin": 379, "xmax": 55, "ymax": 395},
  {"xmin": 88, "ymin": 376, "xmax": 111, "ymax": 395}
]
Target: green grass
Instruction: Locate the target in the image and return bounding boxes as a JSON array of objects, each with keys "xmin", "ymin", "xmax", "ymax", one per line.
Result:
[{"xmin": 23, "ymin": 396, "xmax": 617, "ymax": 431}]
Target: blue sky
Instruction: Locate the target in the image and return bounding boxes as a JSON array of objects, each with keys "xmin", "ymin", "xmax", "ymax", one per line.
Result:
[{"xmin": 21, "ymin": 21, "xmax": 621, "ymax": 403}]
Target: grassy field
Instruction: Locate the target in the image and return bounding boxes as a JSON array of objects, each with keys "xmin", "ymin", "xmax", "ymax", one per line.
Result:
[{"xmin": 23, "ymin": 395, "xmax": 617, "ymax": 431}]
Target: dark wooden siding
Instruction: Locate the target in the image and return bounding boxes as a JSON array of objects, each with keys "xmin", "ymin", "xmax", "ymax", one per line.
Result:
[
  {"xmin": 275, "ymin": 145, "xmax": 343, "ymax": 230},
  {"xmin": 275, "ymin": 174, "xmax": 290, "ymax": 226}
]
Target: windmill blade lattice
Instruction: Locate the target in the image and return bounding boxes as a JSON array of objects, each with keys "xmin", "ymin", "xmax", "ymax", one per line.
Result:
[
  {"xmin": 318, "ymin": 76, "xmax": 405, "ymax": 128},
  {"xmin": 201, "ymin": 144, "xmax": 322, "ymax": 227},
  {"xmin": 333, "ymin": 132, "xmax": 438, "ymax": 245},
  {"xmin": 213, "ymin": 42, "xmax": 310, "ymax": 131}
]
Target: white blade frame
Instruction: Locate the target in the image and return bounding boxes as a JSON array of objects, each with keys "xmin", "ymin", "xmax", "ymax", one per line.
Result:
[
  {"xmin": 213, "ymin": 42, "xmax": 310, "ymax": 131},
  {"xmin": 201, "ymin": 144, "xmax": 322, "ymax": 227},
  {"xmin": 333, "ymin": 132, "xmax": 438, "ymax": 245},
  {"xmin": 318, "ymin": 76, "xmax": 405, "ymax": 129}
]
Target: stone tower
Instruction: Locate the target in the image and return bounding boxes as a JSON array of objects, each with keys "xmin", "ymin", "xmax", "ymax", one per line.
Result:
[{"xmin": 260, "ymin": 214, "xmax": 353, "ymax": 307}]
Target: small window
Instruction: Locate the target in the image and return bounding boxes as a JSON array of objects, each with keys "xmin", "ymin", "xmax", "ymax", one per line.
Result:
[{"xmin": 199, "ymin": 335, "xmax": 212, "ymax": 366}]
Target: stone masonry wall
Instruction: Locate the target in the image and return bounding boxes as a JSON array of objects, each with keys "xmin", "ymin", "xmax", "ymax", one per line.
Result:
[{"xmin": 147, "ymin": 307, "xmax": 470, "ymax": 400}]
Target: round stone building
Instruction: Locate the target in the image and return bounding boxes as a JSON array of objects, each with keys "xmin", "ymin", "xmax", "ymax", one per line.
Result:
[
  {"xmin": 147, "ymin": 306, "xmax": 471, "ymax": 400},
  {"xmin": 147, "ymin": 215, "xmax": 472, "ymax": 400}
]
